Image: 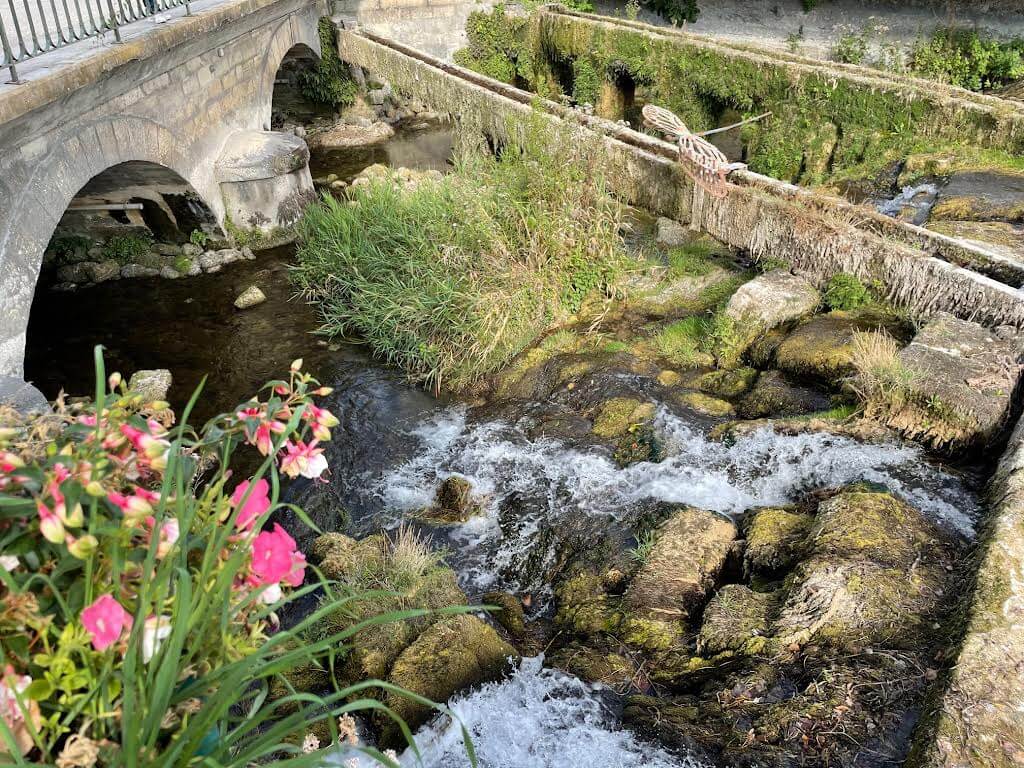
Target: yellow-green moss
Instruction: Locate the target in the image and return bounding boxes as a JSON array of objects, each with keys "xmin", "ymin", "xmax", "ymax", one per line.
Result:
[{"xmin": 592, "ymin": 397, "xmax": 657, "ymax": 438}]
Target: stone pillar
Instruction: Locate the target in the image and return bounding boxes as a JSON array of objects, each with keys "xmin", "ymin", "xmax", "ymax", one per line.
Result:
[{"xmin": 215, "ymin": 131, "xmax": 315, "ymax": 233}]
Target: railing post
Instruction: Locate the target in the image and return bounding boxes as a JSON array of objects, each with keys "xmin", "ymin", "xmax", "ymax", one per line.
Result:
[
  {"xmin": 105, "ymin": 0, "xmax": 122, "ymax": 42},
  {"xmin": 0, "ymin": 23, "xmax": 21, "ymax": 83}
]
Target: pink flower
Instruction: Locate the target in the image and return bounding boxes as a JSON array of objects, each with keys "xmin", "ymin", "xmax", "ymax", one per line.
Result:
[
  {"xmin": 236, "ymin": 406, "xmax": 286, "ymax": 456},
  {"xmin": 278, "ymin": 440, "xmax": 328, "ymax": 480},
  {"xmin": 303, "ymin": 404, "xmax": 339, "ymax": 442},
  {"xmin": 144, "ymin": 516, "xmax": 180, "ymax": 558},
  {"xmin": 108, "ymin": 487, "xmax": 160, "ymax": 524},
  {"xmin": 37, "ymin": 503, "xmax": 65, "ymax": 544},
  {"xmin": 230, "ymin": 479, "xmax": 271, "ymax": 533},
  {"xmin": 81, "ymin": 595, "xmax": 133, "ymax": 651},
  {"xmin": 250, "ymin": 524, "xmax": 305, "ymax": 588}
]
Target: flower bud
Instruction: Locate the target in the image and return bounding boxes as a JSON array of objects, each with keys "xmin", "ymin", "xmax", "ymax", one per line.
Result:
[
  {"xmin": 108, "ymin": 372, "xmax": 122, "ymax": 391},
  {"xmin": 0, "ymin": 427, "xmax": 19, "ymax": 443},
  {"xmin": 67, "ymin": 534, "xmax": 98, "ymax": 559},
  {"xmin": 61, "ymin": 503, "xmax": 85, "ymax": 528},
  {"xmin": 85, "ymin": 481, "xmax": 106, "ymax": 497},
  {"xmin": 290, "ymin": 358, "xmax": 303, "ymax": 372},
  {"xmin": 314, "ymin": 387, "xmax": 333, "ymax": 397},
  {"xmin": 149, "ymin": 400, "xmax": 170, "ymax": 412},
  {"xmin": 39, "ymin": 511, "xmax": 65, "ymax": 544}
]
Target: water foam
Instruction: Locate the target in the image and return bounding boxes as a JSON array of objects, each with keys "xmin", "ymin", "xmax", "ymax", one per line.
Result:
[
  {"xmin": 381, "ymin": 405, "xmax": 977, "ymax": 533},
  {"xmin": 394, "ymin": 656, "xmax": 705, "ymax": 768}
]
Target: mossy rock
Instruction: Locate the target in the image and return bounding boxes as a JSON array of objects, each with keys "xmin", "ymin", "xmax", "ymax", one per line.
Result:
[
  {"xmin": 774, "ymin": 307, "xmax": 910, "ymax": 384},
  {"xmin": 737, "ymin": 370, "xmax": 830, "ymax": 419},
  {"xmin": 929, "ymin": 170, "xmax": 1024, "ymax": 223},
  {"xmin": 772, "ymin": 486, "xmax": 956, "ymax": 651},
  {"xmin": 624, "ymin": 506, "xmax": 737, "ymax": 624},
  {"xmin": 591, "ymin": 397, "xmax": 657, "ymax": 438},
  {"xmin": 697, "ymin": 584, "xmax": 779, "ymax": 656},
  {"xmin": 657, "ymin": 369, "xmax": 683, "ymax": 387},
  {"xmin": 613, "ymin": 423, "xmax": 666, "ymax": 467},
  {"xmin": 746, "ymin": 325, "xmax": 790, "ymax": 369},
  {"xmin": 677, "ymin": 391, "xmax": 735, "ymax": 418},
  {"xmin": 554, "ymin": 569, "xmax": 622, "ymax": 638},
  {"xmin": 482, "ymin": 590, "xmax": 526, "ymax": 637},
  {"xmin": 419, "ymin": 476, "xmax": 483, "ymax": 524},
  {"xmin": 743, "ymin": 507, "xmax": 814, "ymax": 576},
  {"xmin": 548, "ymin": 644, "xmax": 638, "ymax": 691},
  {"xmin": 618, "ymin": 615, "xmax": 685, "ymax": 653},
  {"xmin": 697, "ymin": 367, "xmax": 758, "ymax": 399},
  {"xmin": 313, "ymin": 533, "xmax": 387, "ymax": 582},
  {"xmin": 379, "ymin": 614, "xmax": 517, "ymax": 745}
]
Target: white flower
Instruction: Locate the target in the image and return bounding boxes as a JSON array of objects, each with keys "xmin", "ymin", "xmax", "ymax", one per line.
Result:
[
  {"xmin": 299, "ymin": 453, "xmax": 329, "ymax": 480},
  {"xmin": 0, "ymin": 555, "xmax": 18, "ymax": 572},
  {"xmin": 259, "ymin": 582, "xmax": 282, "ymax": 605},
  {"xmin": 301, "ymin": 733, "xmax": 320, "ymax": 753},
  {"xmin": 142, "ymin": 615, "xmax": 172, "ymax": 663}
]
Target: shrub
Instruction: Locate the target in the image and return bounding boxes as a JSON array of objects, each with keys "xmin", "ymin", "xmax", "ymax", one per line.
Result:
[
  {"xmin": 189, "ymin": 229, "xmax": 209, "ymax": 247},
  {"xmin": 298, "ymin": 18, "xmax": 358, "ymax": 107},
  {"xmin": 49, "ymin": 235, "xmax": 93, "ymax": 263},
  {"xmin": 832, "ymin": 30, "xmax": 869, "ymax": 64},
  {"xmin": 293, "ymin": 116, "xmax": 626, "ymax": 391},
  {"xmin": 644, "ymin": 0, "xmax": 698, "ymax": 24},
  {"xmin": 824, "ymin": 273, "xmax": 873, "ymax": 311},
  {"xmin": 572, "ymin": 58, "xmax": 601, "ymax": 105},
  {"xmin": 0, "ymin": 352, "xmax": 464, "ymax": 766},
  {"xmin": 102, "ymin": 234, "xmax": 153, "ymax": 263},
  {"xmin": 910, "ymin": 27, "xmax": 1024, "ymax": 91}
]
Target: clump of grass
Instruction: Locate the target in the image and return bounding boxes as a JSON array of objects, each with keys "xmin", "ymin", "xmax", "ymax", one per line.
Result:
[
  {"xmin": 293, "ymin": 116, "xmax": 626, "ymax": 391},
  {"xmin": 666, "ymin": 241, "xmax": 717, "ymax": 277},
  {"xmin": 381, "ymin": 525, "xmax": 445, "ymax": 592},
  {"xmin": 848, "ymin": 330, "xmax": 917, "ymax": 410},
  {"xmin": 824, "ymin": 273, "xmax": 874, "ymax": 311},
  {"xmin": 655, "ymin": 315, "xmax": 710, "ymax": 368},
  {"xmin": 630, "ymin": 529, "xmax": 658, "ymax": 563}
]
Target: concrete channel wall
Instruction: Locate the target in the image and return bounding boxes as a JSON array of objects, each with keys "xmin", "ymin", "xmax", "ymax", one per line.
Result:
[
  {"xmin": 915, "ymin": 417, "xmax": 1024, "ymax": 768},
  {"xmin": 335, "ymin": 27, "xmax": 1024, "ymax": 333}
]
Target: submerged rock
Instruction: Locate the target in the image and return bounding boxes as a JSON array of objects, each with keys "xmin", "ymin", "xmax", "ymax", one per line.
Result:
[
  {"xmin": 234, "ymin": 285, "xmax": 266, "ymax": 309},
  {"xmin": 380, "ymin": 614, "xmax": 516, "ymax": 745},
  {"xmin": 623, "ymin": 506, "xmax": 737, "ymax": 625},
  {"xmin": 929, "ymin": 170, "xmax": 1024, "ymax": 223},
  {"xmin": 873, "ymin": 313, "xmax": 1024, "ymax": 454}
]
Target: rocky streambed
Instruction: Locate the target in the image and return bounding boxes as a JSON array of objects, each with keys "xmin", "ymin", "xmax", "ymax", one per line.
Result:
[{"xmin": 28, "ymin": 122, "xmax": 1018, "ymax": 767}]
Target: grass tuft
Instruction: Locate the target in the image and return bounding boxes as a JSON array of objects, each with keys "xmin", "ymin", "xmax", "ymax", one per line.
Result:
[
  {"xmin": 848, "ymin": 330, "xmax": 917, "ymax": 410},
  {"xmin": 293, "ymin": 117, "xmax": 626, "ymax": 391}
]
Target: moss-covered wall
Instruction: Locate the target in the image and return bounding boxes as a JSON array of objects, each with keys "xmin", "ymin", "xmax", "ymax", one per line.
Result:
[{"xmin": 500, "ymin": 9, "xmax": 1024, "ymax": 187}]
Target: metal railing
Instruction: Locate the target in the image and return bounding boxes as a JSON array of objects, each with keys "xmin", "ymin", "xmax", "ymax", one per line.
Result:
[{"xmin": 1, "ymin": 0, "xmax": 191, "ymax": 83}]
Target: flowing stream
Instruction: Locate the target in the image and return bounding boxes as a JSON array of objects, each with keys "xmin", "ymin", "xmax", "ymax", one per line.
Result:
[{"xmin": 25, "ymin": 123, "xmax": 984, "ymax": 768}]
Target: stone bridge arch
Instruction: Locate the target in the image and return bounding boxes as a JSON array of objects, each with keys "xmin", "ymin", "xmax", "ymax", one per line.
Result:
[{"xmin": 0, "ymin": 0, "xmax": 327, "ymax": 378}]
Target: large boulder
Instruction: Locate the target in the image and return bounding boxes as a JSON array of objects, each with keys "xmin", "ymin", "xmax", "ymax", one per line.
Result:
[
  {"xmin": 724, "ymin": 270, "xmax": 820, "ymax": 344},
  {"xmin": 380, "ymin": 614, "xmax": 516, "ymax": 744},
  {"xmin": 307, "ymin": 121, "xmax": 395, "ymax": 149},
  {"xmin": 876, "ymin": 313, "xmax": 1023, "ymax": 454},
  {"xmin": 772, "ymin": 486, "xmax": 956, "ymax": 651},
  {"xmin": 774, "ymin": 307, "xmax": 909, "ymax": 384},
  {"xmin": 623, "ymin": 507, "xmax": 737, "ymax": 625}
]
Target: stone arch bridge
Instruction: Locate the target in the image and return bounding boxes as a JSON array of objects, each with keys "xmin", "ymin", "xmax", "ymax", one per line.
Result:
[{"xmin": 0, "ymin": 0, "xmax": 329, "ymax": 377}]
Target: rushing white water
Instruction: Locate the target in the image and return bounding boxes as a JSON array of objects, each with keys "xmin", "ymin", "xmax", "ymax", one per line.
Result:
[
  {"xmin": 398, "ymin": 656, "xmax": 705, "ymax": 768},
  {"xmin": 377, "ymin": 405, "xmax": 977, "ymax": 594},
  {"xmin": 876, "ymin": 183, "xmax": 939, "ymax": 221}
]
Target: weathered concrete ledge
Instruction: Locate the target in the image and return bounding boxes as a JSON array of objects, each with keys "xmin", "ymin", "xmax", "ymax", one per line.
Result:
[
  {"xmin": 913, "ymin": 415, "xmax": 1024, "ymax": 767},
  {"xmin": 338, "ymin": 28, "xmax": 1024, "ymax": 331}
]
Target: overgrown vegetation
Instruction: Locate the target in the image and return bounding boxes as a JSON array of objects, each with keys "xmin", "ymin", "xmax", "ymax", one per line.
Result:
[
  {"xmin": 453, "ymin": 6, "xmax": 534, "ymax": 86},
  {"xmin": 460, "ymin": 8, "xmax": 1024, "ymax": 190},
  {"xmin": 298, "ymin": 18, "xmax": 358, "ymax": 107},
  {"xmin": 102, "ymin": 233, "xmax": 152, "ymax": 263},
  {"xmin": 910, "ymin": 27, "xmax": 1024, "ymax": 91},
  {"xmin": 293, "ymin": 117, "xmax": 626, "ymax": 391},
  {"xmin": 823, "ymin": 273, "xmax": 873, "ymax": 311}
]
